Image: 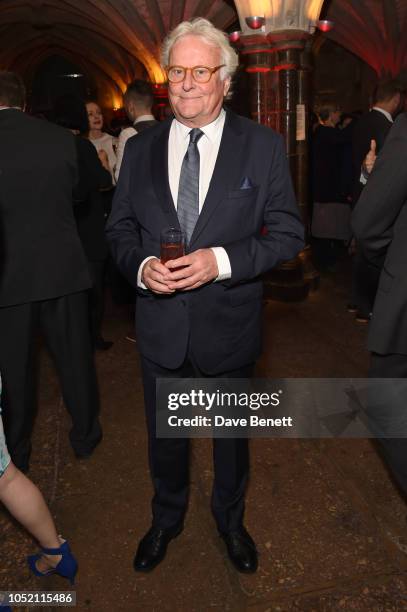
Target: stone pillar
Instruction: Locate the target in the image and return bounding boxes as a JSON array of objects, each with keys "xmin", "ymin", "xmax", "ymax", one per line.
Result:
[
  {"xmin": 268, "ymin": 31, "xmax": 318, "ymax": 290},
  {"xmin": 238, "ymin": 31, "xmax": 317, "ymax": 300}
]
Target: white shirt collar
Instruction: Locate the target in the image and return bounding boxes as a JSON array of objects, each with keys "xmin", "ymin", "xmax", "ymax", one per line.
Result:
[
  {"xmin": 173, "ymin": 108, "xmax": 226, "ymax": 143},
  {"xmin": 134, "ymin": 114, "xmax": 155, "ymax": 124},
  {"xmin": 372, "ymin": 107, "xmax": 393, "ymax": 123}
]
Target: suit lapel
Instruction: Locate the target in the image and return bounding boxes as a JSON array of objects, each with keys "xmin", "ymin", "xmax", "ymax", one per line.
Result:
[
  {"xmin": 151, "ymin": 119, "xmax": 180, "ymax": 227},
  {"xmin": 190, "ymin": 111, "xmax": 245, "ymax": 247}
]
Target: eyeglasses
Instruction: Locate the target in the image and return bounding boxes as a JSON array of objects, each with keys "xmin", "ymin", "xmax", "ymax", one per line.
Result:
[{"xmin": 166, "ymin": 65, "xmax": 225, "ymax": 84}]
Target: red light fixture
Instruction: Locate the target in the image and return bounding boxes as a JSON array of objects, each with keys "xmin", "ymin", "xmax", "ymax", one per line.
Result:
[
  {"xmin": 229, "ymin": 30, "xmax": 241, "ymax": 43},
  {"xmin": 245, "ymin": 16, "xmax": 265, "ymax": 30},
  {"xmin": 316, "ymin": 19, "xmax": 334, "ymax": 33}
]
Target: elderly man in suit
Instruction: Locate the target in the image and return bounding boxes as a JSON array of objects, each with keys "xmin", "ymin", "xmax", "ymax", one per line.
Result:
[
  {"xmin": 0, "ymin": 71, "xmax": 102, "ymax": 472},
  {"xmin": 352, "ymin": 111, "xmax": 407, "ymax": 496},
  {"xmin": 106, "ymin": 18, "xmax": 304, "ymax": 574}
]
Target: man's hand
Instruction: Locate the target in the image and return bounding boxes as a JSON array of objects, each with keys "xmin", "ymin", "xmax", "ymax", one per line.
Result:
[
  {"xmin": 142, "ymin": 258, "xmax": 175, "ymax": 294},
  {"xmin": 164, "ymin": 248, "xmax": 219, "ymax": 291},
  {"xmin": 363, "ymin": 139, "xmax": 377, "ymax": 175}
]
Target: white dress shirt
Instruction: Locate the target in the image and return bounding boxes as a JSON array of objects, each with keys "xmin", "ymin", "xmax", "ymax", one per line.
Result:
[
  {"xmin": 371, "ymin": 107, "xmax": 393, "ymax": 123},
  {"xmin": 137, "ymin": 109, "xmax": 231, "ymax": 288},
  {"xmin": 89, "ymin": 132, "xmax": 117, "ymax": 184},
  {"xmin": 114, "ymin": 114, "xmax": 156, "ymax": 182}
]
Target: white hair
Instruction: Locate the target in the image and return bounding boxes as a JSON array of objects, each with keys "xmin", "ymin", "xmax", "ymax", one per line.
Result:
[{"xmin": 161, "ymin": 18, "xmax": 239, "ymax": 82}]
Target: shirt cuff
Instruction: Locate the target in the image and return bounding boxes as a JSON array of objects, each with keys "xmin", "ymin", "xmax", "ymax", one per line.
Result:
[
  {"xmin": 211, "ymin": 247, "xmax": 231, "ymax": 281},
  {"xmin": 359, "ymin": 169, "xmax": 368, "ymax": 185},
  {"xmin": 137, "ymin": 256, "xmax": 157, "ymax": 289}
]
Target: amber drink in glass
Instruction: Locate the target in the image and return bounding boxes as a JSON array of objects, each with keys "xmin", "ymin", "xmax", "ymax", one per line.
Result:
[{"xmin": 160, "ymin": 227, "xmax": 185, "ymax": 264}]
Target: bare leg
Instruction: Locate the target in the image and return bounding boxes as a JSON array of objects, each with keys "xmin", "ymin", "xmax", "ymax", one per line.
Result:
[{"xmin": 0, "ymin": 462, "xmax": 62, "ymax": 571}]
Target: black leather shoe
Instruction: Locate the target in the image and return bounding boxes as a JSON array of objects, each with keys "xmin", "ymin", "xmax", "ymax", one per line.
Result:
[
  {"xmin": 133, "ymin": 525, "xmax": 182, "ymax": 572},
  {"xmin": 94, "ymin": 338, "xmax": 113, "ymax": 351},
  {"xmin": 355, "ymin": 311, "xmax": 372, "ymax": 323},
  {"xmin": 221, "ymin": 527, "xmax": 258, "ymax": 573},
  {"xmin": 73, "ymin": 433, "xmax": 103, "ymax": 460}
]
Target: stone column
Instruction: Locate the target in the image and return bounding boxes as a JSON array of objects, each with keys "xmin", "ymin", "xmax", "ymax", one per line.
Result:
[{"xmin": 238, "ymin": 30, "xmax": 317, "ymax": 300}]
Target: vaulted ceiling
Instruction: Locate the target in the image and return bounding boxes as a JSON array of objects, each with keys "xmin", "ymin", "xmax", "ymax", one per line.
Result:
[
  {"xmin": 0, "ymin": 0, "xmax": 237, "ymax": 106},
  {"xmin": 1, "ymin": 0, "xmax": 406, "ymax": 109},
  {"xmin": 324, "ymin": 0, "xmax": 407, "ymax": 77}
]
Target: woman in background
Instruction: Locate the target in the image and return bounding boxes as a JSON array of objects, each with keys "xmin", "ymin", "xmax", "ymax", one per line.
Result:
[
  {"xmin": 86, "ymin": 101, "xmax": 117, "ymax": 182},
  {"xmin": 54, "ymin": 95, "xmax": 113, "ymax": 351},
  {"xmin": 311, "ymin": 104, "xmax": 353, "ymax": 271}
]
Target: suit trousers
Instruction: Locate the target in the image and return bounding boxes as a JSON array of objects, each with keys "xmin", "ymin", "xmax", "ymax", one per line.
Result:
[
  {"xmin": 369, "ymin": 352, "xmax": 407, "ymax": 497},
  {"xmin": 88, "ymin": 259, "xmax": 107, "ymax": 342},
  {"xmin": 0, "ymin": 291, "xmax": 102, "ymax": 469},
  {"xmin": 350, "ymin": 247, "xmax": 380, "ymax": 315},
  {"xmin": 140, "ymin": 354, "xmax": 253, "ymax": 534}
]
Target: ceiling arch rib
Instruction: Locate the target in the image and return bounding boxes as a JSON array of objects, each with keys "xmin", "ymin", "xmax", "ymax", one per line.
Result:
[
  {"xmin": 206, "ymin": 3, "xmax": 236, "ymax": 28},
  {"xmin": 0, "ymin": 0, "xmax": 237, "ymax": 110},
  {"xmin": 0, "ymin": 24, "xmax": 138, "ymax": 92},
  {"xmin": 324, "ymin": 9, "xmax": 383, "ymax": 74},
  {"xmin": 13, "ymin": 45, "xmax": 120, "ymax": 102},
  {"xmin": 60, "ymin": 0, "xmax": 163, "ymax": 80},
  {"xmin": 0, "ymin": 0, "xmax": 164, "ymax": 83},
  {"xmin": 169, "ymin": 0, "xmax": 187, "ymax": 30},
  {"xmin": 141, "ymin": 0, "xmax": 167, "ymax": 41},
  {"xmin": 0, "ymin": 2, "xmax": 151, "ymax": 63},
  {"xmin": 9, "ymin": 42, "xmax": 126, "ymax": 102},
  {"xmin": 326, "ymin": 0, "xmax": 407, "ymax": 77}
]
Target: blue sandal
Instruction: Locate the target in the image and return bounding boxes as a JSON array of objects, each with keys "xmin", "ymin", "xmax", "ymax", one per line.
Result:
[{"xmin": 27, "ymin": 539, "xmax": 78, "ymax": 585}]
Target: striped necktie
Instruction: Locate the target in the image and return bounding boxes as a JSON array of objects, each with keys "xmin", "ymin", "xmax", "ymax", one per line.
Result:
[{"xmin": 177, "ymin": 128, "xmax": 204, "ymax": 244}]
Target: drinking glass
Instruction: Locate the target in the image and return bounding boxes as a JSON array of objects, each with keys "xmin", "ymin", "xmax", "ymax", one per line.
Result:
[{"xmin": 160, "ymin": 227, "xmax": 185, "ymax": 263}]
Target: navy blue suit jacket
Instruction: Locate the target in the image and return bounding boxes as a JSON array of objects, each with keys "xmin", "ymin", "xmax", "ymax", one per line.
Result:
[{"xmin": 106, "ymin": 110, "xmax": 304, "ymax": 373}]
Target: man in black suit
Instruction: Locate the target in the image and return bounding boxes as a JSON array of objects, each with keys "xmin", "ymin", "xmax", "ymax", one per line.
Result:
[
  {"xmin": 111, "ymin": 81, "xmax": 159, "ymax": 324},
  {"xmin": 106, "ymin": 18, "xmax": 304, "ymax": 574},
  {"xmin": 114, "ymin": 80, "xmax": 158, "ymax": 182},
  {"xmin": 350, "ymin": 80, "xmax": 402, "ymax": 322},
  {"xmin": 0, "ymin": 72, "xmax": 102, "ymax": 472},
  {"xmin": 352, "ymin": 112, "xmax": 407, "ymax": 495}
]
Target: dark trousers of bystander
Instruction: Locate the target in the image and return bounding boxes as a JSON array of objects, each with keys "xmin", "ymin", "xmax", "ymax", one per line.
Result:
[
  {"xmin": 350, "ymin": 247, "xmax": 381, "ymax": 316},
  {"xmin": 369, "ymin": 352, "xmax": 407, "ymax": 498},
  {"xmin": 88, "ymin": 259, "xmax": 107, "ymax": 344},
  {"xmin": 0, "ymin": 291, "xmax": 102, "ymax": 470}
]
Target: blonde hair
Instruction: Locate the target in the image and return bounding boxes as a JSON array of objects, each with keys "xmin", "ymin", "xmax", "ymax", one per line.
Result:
[{"xmin": 161, "ymin": 18, "xmax": 238, "ymax": 82}]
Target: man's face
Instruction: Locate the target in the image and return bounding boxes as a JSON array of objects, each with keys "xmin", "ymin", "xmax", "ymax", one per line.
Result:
[{"xmin": 167, "ymin": 35, "xmax": 230, "ymax": 128}]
